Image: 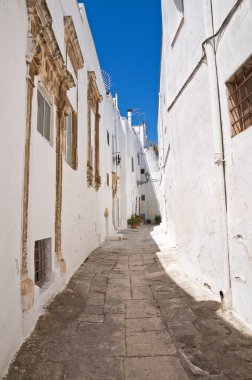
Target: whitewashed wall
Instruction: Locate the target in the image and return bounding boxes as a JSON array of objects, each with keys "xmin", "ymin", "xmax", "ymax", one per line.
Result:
[
  {"xmin": 0, "ymin": 0, "xmax": 161, "ymax": 376},
  {"xmin": 213, "ymin": 0, "xmax": 252, "ymax": 328},
  {"xmin": 159, "ymin": 0, "xmax": 252, "ymax": 328},
  {"xmin": 0, "ymin": 1, "xmax": 27, "ymax": 377}
]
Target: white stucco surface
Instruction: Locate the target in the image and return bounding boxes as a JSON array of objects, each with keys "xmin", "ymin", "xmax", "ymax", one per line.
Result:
[{"xmin": 158, "ymin": 0, "xmax": 252, "ymax": 329}]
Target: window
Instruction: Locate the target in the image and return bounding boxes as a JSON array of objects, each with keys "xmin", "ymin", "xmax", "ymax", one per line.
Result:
[
  {"xmin": 34, "ymin": 239, "xmax": 50, "ymax": 287},
  {"xmin": 131, "ymin": 157, "xmax": 134, "ymax": 172},
  {"xmin": 137, "ymin": 153, "xmax": 140, "ymax": 165},
  {"xmin": 107, "ymin": 173, "xmax": 109, "ymax": 187},
  {"xmin": 141, "ymin": 195, "xmax": 146, "ymax": 201},
  {"xmin": 65, "ymin": 110, "xmax": 78, "ymax": 169},
  {"xmin": 227, "ymin": 56, "xmax": 252, "ymax": 137},
  {"xmin": 107, "ymin": 130, "xmax": 110, "ymax": 145},
  {"xmin": 37, "ymin": 89, "xmax": 52, "ymax": 143},
  {"xmin": 141, "ymin": 168, "xmax": 145, "ymax": 175}
]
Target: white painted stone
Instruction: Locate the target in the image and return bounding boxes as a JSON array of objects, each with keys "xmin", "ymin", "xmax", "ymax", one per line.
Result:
[{"xmin": 158, "ymin": 0, "xmax": 252, "ymax": 329}]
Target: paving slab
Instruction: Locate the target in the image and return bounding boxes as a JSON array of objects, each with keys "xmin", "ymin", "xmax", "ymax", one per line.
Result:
[
  {"xmin": 64, "ymin": 356, "xmax": 124, "ymax": 380},
  {"xmin": 126, "ymin": 317, "xmax": 166, "ymax": 333},
  {"xmin": 125, "ymin": 299, "xmax": 160, "ymax": 318},
  {"xmin": 126, "ymin": 330, "xmax": 176, "ymax": 356},
  {"xmin": 125, "ymin": 356, "xmax": 189, "ymax": 380}
]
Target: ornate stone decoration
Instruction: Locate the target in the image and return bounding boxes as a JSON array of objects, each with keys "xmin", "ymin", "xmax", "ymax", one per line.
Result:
[
  {"xmin": 21, "ymin": 0, "xmax": 81, "ymax": 311},
  {"xmin": 87, "ymin": 71, "xmax": 102, "ymax": 190},
  {"xmin": 112, "ymin": 172, "xmax": 119, "ymax": 198},
  {"xmin": 64, "ymin": 16, "xmax": 84, "ymax": 74}
]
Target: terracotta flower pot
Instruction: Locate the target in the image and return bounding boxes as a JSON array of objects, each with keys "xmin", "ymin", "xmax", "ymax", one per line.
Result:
[{"xmin": 131, "ymin": 224, "xmax": 138, "ymax": 229}]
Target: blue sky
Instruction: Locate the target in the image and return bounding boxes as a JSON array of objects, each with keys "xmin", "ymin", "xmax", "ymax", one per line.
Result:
[{"xmin": 78, "ymin": 0, "xmax": 161, "ymax": 142}]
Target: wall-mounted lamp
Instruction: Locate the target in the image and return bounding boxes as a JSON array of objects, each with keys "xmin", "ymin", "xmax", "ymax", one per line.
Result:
[
  {"xmin": 137, "ymin": 171, "xmax": 159, "ymax": 186},
  {"xmin": 113, "ymin": 152, "xmax": 121, "ymax": 166}
]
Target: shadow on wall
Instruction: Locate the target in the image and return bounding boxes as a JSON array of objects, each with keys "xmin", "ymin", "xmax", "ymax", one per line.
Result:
[
  {"xmin": 141, "ymin": 148, "xmax": 161, "ymax": 221},
  {"xmin": 4, "ymin": 226, "xmax": 252, "ymax": 379},
  {"xmin": 174, "ymin": 0, "xmax": 184, "ymax": 13}
]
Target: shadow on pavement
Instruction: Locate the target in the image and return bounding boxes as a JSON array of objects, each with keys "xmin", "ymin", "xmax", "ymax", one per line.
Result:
[{"xmin": 4, "ymin": 225, "xmax": 252, "ymax": 380}]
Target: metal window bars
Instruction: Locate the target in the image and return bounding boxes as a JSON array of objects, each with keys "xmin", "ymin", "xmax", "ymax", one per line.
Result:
[
  {"xmin": 34, "ymin": 240, "xmax": 47, "ymax": 287},
  {"xmin": 227, "ymin": 57, "xmax": 252, "ymax": 137}
]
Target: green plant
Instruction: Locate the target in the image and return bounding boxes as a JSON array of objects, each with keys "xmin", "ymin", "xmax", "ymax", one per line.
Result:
[
  {"xmin": 133, "ymin": 214, "xmax": 142, "ymax": 224},
  {"xmin": 146, "ymin": 219, "xmax": 152, "ymax": 224},
  {"xmin": 155, "ymin": 215, "xmax": 161, "ymax": 224},
  {"xmin": 151, "ymin": 142, "xmax": 159, "ymax": 158},
  {"xmin": 127, "ymin": 215, "xmax": 139, "ymax": 226}
]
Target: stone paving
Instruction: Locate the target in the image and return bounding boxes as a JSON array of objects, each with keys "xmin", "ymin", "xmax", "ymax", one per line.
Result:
[{"xmin": 5, "ymin": 226, "xmax": 252, "ymax": 380}]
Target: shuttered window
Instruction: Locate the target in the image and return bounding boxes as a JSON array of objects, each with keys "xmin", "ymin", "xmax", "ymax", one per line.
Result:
[
  {"xmin": 37, "ymin": 90, "xmax": 52, "ymax": 143},
  {"xmin": 65, "ymin": 111, "xmax": 78, "ymax": 169}
]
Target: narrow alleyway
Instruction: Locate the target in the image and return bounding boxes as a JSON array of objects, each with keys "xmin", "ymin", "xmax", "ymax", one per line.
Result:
[{"xmin": 5, "ymin": 226, "xmax": 252, "ymax": 380}]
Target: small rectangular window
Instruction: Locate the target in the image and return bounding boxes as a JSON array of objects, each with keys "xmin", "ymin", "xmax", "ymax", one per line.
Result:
[
  {"xmin": 107, "ymin": 130, "xmax": 110, "ymax": 145},
  {"xmin": 132, "ymin": 157, "xmax": 134, "ymax": 172},
  {"xmin": 227, "ymin": 56, "xmax": 252, "ymax": 137},
  {"xmin": 137, "ymin": 153, "xmax": 140, "ymax": 165},
  {"xmin": 37, "ymin": 90, "xmax": 52, "ymax": 143},
  {"xmin": 141, "ymin": 168, "xmax": 145, "ymax": 175},
  {"xmin": 107, "ymin": 173, "xmax": 109, "ymax": 186},
  {"xmin": 141, "ymin": 195, "xmax": 146, "ymax": 201},
  {"xmin": 34, "ymin": 239, "xmax": 51, "ymax": 287}
]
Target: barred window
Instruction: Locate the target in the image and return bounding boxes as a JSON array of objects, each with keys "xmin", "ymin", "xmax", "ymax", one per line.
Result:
[
  {"xmin": 141, "ymin": 168, "xmax": 145, "ymax": 175},
  {"xmin": 227, "ymin": 56, "xmax": 252, "ymax": 137},
  {"xmin": 34, "ymin": 240, "xmax": 47, "ymax": 287},
  {"xmin": 141, "ymin": 195, "xmax": 146, "ymax": 201}
]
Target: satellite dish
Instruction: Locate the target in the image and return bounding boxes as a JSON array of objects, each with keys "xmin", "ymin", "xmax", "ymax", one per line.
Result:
[{"xmin": 101, "ymin": 69, "xmax": 112, "ymax": 93}]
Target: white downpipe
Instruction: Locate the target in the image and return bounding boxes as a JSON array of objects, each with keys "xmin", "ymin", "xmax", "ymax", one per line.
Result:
[{"xmin": 203, "ymin": 0, "xmax": 232, "ymax": 310}]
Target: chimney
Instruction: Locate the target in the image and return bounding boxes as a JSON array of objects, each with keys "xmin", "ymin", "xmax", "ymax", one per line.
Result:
[
  {"xmin": 127, "ymin": 109, "xmax": 132, "ymax": 128},
  {"xmin": 114, "ymin": 92, "xmax": 118, "ymax": 109}
]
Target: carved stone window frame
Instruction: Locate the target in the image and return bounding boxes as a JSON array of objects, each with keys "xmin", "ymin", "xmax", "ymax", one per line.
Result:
[
  {"xmin": 64, "ymin": 16, "xmax": 84, "ymax": 76},
  {"xmin": 21, "ymin": 0, "xmax": 82, "ymax": 311},
  {"xmin": 37, "ymin": 82, "xmax": 54, "ymax": 146},
  {"xmin": 87, "ymin": 71, "xmax": 102, "ymax": 190},
  {"xmin": 64, "ymin": 99, "xmax": 78, "ymax": 170}
]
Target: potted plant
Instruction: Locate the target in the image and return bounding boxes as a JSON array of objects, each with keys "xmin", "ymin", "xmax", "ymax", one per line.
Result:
[
  {"xmin": 134, "ymin": 214, "xmax": 142, "ymax": 225},
  {"xmin": 155, "ymin": 215, "xmax": 161, "ymax": 225},
  {"xmin": 127, "ymin": 215, "xmax": 139, "ymax": 229}
]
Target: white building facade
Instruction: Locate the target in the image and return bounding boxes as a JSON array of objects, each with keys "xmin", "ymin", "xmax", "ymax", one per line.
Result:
[
  {"xmin": 0, "ymin": 0, "xmax": 160, "ymax": 376},
  {"xmin": 158, "ymin": 0, "xmax": 252, "ymax": 328}
]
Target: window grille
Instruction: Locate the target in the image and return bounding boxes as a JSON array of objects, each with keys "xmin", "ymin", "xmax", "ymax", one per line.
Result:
[
  {"xmin": 37, "ymin": 90, "xmax": 52, "ymax": 143},
  {"xmin": 227, "ymin": 56, "xmax": 252, "ymax": 137},
  {"xmin": 141, "ymin": 195, "xmax": 146, "ymax": 201},
  {"xmin": 34, "ymin": 240, "xmax": 47, "ymax": 287}
]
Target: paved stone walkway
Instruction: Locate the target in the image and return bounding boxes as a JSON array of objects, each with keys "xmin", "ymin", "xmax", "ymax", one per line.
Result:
[{"xmin": 5, "ymin": 226, "xmax": 252, "ymax": 379}]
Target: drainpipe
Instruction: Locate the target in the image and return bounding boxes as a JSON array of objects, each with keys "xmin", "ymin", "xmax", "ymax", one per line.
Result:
[{"xmin": 203, "ymin": 0, "xmax": 232, "ymax": 310}]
